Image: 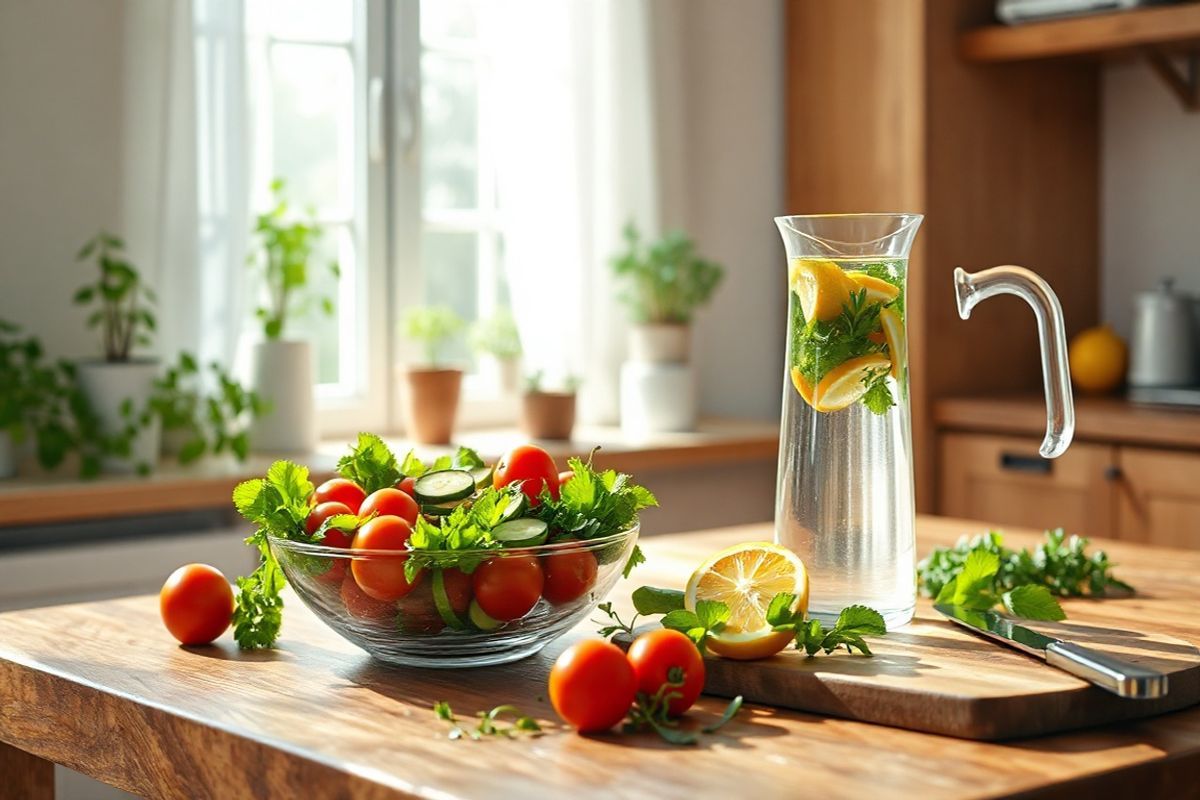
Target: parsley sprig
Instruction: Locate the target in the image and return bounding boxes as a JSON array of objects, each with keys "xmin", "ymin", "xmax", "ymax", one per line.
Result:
[
  {"xmin": 623, "ymin": 667, "xmax": 743, "ymax": 745},
  {"xmin": 403, "ymin": 488, "xmax": 516, "ymax": 580},
  {"xmin": 337, "ymin": 432, "xmax": 486, "ymax": 492},
  {"xmin": 434, "ymin": 701, "xmax": 542, "ymax": 740},
  {"xmin": 932, "ymin": 549, "xmax": 1067, "ymax": 621},
  {"xmin": 918, "ymin": 528, "xmax": 1133, "ymax": 605}
]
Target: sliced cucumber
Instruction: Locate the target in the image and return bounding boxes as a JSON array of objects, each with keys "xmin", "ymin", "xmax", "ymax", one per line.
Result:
[
  {"xmin": 414, "ymin": 469, "xmax": 475, "ymax": 504},
  {"xmin": 497, "ymin": 492, "xmax": 528, "ymax": 524},
  {"xmin": 432, "ymin": 569, "xmax": 467, "ymax": 631},
  {"xmin": 470, "ymin": 465, "xmax": 494, "ymax": 490},
  {"xmin": 468, "ymin": 599, "xmax": 503, "ymax": 632},
  {"xmin": 422, "ymin": 500, "xmax": 464, "ymax": 517},
  {"xmin": 492, "ymin": 518, "xmax": 549, "ymax": 548}
]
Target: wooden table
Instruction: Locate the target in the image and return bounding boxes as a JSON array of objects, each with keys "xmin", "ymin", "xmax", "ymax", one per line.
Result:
[{"xmin": 1, "ymin": 516, "xmax": 1199, "ymax": 799}]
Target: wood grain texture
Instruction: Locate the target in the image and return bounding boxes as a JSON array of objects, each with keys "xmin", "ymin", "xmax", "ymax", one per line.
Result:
[
  {"xmin": 960, "ymin": 3, "xmax": 1200, "ymax": 63},
  {"xmin": 1116, "ymin": 447, "xmax": 1200, "ymax": 548},
  {"xmin": 0, "ymin": 739, "xmax": 53, "ymax": 799},
  {"xmin": 0, "ymin": 420, "xmax": 777, "ymax": 528},
  {"xmin": 2, "ymin": 518, "xmax": 1200, "ymax": 798},
  {"xmin": 939, "ymin": 432, "xmax": 1118, "ymax": 537},
  {"xmin": 935, "ymin": 394, "xmax": 1200, "ymax": 451}
]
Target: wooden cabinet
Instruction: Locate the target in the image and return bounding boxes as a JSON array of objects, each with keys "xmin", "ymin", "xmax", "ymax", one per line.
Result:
[
  {"xmin": 940, "ymin": 431, "xmax": 1200, "ymax": 547},
  {"xmin": 939, "ymin": 433, "xmax": 1117, "ymax": 537},
  {"xmin": 1115, "ymin": 447, "xmax": 1200, "ymax": 548}
]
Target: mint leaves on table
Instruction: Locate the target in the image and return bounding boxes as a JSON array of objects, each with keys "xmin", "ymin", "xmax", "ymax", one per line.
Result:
[
  {"xmin": 932, "ymin": 549, "xmax": 1066, "ymax": 622},
  {"xmin": 766, "ymin": 596, "xmax": 886, "ymax": 656},
  {"xmin": 231, "ymin": 460, "xmax": 315, "ymax": 649},
  {"xmin": 434, "ymin": 701, "xmax": 542, "ymax": 741},
  {"xmin": 918, "ymin": 529, "xmax": 1133, "ymax": 622}
]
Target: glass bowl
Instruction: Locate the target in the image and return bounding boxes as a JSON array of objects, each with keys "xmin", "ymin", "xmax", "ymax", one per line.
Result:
[{"xmin": 269, "ymin": 524, "xmax": 639, "ymax": 668}]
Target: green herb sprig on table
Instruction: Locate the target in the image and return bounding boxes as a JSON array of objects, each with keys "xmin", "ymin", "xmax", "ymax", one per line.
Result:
[
  {"xmin": 434, "ymin": 701, "xmax": 543, "ymax": 741},
  {"xmin": 918, "ymin": 529, "xmax": 1133, "ymax": 617},
  {"xmin": 929, "ymin": 548, "xmax": 1067, "ymax": 622},
  {"xmin": 623, "ymin": 668, "xmax": 743, "ymax": 745}
]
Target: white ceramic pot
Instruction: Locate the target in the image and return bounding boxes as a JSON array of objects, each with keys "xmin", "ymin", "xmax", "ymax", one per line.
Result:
[
  {"xmin": 629, "ymin": 323, "xmax": 690, "ymax": 364},
  {"xmin": 620, "ymin": 361, "xmax": 697, "ymax": 436},
  {"xmin": 0, "ymin": 430, "xmax": 15, "ymax": 479},
  {"xmin": 76, "ymin": 359, "xmax": 162, "ymax": 473},
  {"xmin": 249, "ymin": 339, "xmax": 315, "ymax": 454}
]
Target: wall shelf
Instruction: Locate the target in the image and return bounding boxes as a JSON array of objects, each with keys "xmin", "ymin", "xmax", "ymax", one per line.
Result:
[{"xmin": 960, "ymin": 4, "xmax": 1200, "ymax": 110}]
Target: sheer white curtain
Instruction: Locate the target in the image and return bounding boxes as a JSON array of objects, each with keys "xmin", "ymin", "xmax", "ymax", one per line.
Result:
[{"xmin": 480, "ymin": 0, "xmax": 663, "ymax": 425}]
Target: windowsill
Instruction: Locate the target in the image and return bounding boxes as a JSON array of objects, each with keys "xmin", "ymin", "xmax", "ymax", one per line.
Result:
[{"xmin": 0, "ymin": 419, "xmax": 779, "ymax": 528}]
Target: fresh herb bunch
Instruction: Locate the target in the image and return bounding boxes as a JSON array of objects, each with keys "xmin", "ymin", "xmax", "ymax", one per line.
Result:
[
  {"xmin": 610, "ymin": 222, "xmax": 724, "ymax": 324},
  {"xmin": 433, "ymin": 701, "xmax": 542, "ymax": 740},
  {"xmin": 249, "ymin": 178, "xmax": 339, "ymax": 340},
  {"xmin": 73, "ymin": 231, "xmax": 157, "ymax": 362},
  {"xmin": 401, "ymin": 306, "xmax": 464, "ymax": 366},
  {"xmin": 335, "ymin": 432, "xmax": 483, "ymax": 494},
  {"xmin": 403, "ymin": 488, "xmax": 515, "ymax": 580},
  {"xmin": 918, "ymin": 529, "xmax": 1133, "ymax": 601},
  {"xmin": 931, "ymin": 549, "xmax": 1066, "ymax": 622},
  {"xmin": 152, "ymin": 352, "xmax": 268, "ymax": 464}
]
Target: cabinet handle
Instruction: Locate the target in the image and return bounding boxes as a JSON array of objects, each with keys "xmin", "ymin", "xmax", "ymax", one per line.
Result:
[
  {"xmin": 1104, "ymin": 465, "xmax": 1122, "ymax": 481},
  {"xmin": 999, "ymin": 452, "xmax": 1052, "ymax": 474}
]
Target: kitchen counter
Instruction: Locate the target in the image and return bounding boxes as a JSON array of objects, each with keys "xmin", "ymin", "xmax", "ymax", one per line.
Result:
[
  {"xmin": 0, "ymin": 419, "xmax": 778, "ymax": 528},
  {"xmin": 1, "ymin": 515, "xmax": 1198, "ymax": 799}
]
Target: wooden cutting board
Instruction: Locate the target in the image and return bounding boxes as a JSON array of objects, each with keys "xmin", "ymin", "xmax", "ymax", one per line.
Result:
[
  {"xmin": 624, "ymin": 528, "xmax": 1200, "ymax": 741},
  {"xmin": 622, "ymin": 614, "xmax": 1200, "ymax": 740}
]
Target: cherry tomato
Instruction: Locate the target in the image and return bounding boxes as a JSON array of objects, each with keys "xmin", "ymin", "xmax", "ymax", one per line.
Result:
[
  {"xmin": 549, "ymin": 639, "xmax": 637, "ymax": 732},
  {"xmin": 471, "ymin": 555, "xmax": 544, "ymax": 621},
  {"xmin": 340, "ymin": 574, "xmax": 396, "ymax": 622},
  {"xmin": 558, "ymin": 469, "xmax": 575, "ymax": 488},
  {"xmin": 314, "ymin": 478, "xmax": 367, "ymax": 514},
  {"xmin": 159, "ymin": 564, "xmax": 235, "ymax": 645},
  {"xmin": 305, "ymin": 501, "xmax": 356, "ymax": 583},
  {"xmin": 626, "ymin": 628, "xmax": 706, "ymax": 717},
  {"xmin": 542, "ymin": 550, "xmax": 598, "ymax": 604},
  {"xmin": 397, "ymin": 476, "xmax": 417, "ymax": 496},
  {"xmin": 360, "ymin": 488, "xmax": 419, "ymax": 526},
  {"xmin": 351, "ymin": 516, "xmax": 420, "ymax": 601},
  {"xmin": 493, "ymin": 445, "xmax": 560, "ymax": 506},
  {"xmin": 395, "ymin": 582, "xmax": 445, "ymax": 634},
  {"xmin": 438, "ymin": 567, "xmax": 473, "ymax": 616}
]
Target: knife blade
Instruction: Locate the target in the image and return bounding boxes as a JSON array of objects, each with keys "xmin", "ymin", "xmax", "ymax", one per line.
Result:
[{"xmin": 933, "ymin": 603, "xmax": 1169, "ymax": 699}]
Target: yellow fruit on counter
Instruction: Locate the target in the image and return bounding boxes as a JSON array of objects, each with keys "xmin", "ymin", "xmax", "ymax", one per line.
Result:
[
  {"xmin": 1068, "ymin": 325, "xmax": 1127, "ymax": 393},
  {"xmin": 685, "ymin": 542, "xmax": 809, "ymax": 661}
]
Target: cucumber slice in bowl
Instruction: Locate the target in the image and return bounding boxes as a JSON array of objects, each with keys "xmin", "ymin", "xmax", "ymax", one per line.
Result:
[
  {"xmin": 432, "ymin": 569, "xmax": 468, "ymax": 631},
  {"xmin": 470, "ymin": 465, "xmax": 494, "ymax": 490},
  {"xmin": 468, "ymin": 599, "xmax": 503, "ymax": 632},
  {"xmin": 414, "ymin": 469, "xmax": 475, "ymax": 504},
  {"xmin": 421, "ymin": 500, "xmax": 464, "ymax": 517},
  {"xmin": 497, "ymin": 492, "xmax": 528, "ymax": 524},
  {"xmin": 492, "ymin": 518, "xmax": 549, "ymax": 548}
]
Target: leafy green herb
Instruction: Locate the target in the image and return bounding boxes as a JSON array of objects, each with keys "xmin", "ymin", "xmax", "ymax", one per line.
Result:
[
  {"xmin": 433, "ymin": 701, "xmax": 542, "ymax": 741},
  {"xmin": 594, "ymin": 601, "xmax": 640, "ymax": 639},
  {"xmin": 661, "ymin": 601, "xmax": 731, "ymax": 655},
  {"xmin": 610, "ymin": 221, "xmax": 725, "ymax": 325},
  {"xmin": 404, "ymin": 488, "xmax": 513, "ymax": 580},
  {"xmin": 632, "ymin": 586, "xmax": 686, "ymax": 615},
  {"xmin": 918, "ymin": 528, "xmax": 1133, "ymax": 601},
  {"xmin": 861, "ymin": 369, "xmax": 895, "ymax": 415},
  {"xmin": 401, "ymin": 306, "xmax": 464, "ymax": 366},
  {"xmin": 767, "ymin": 595, "xmax": 887, "ymax": 656},
  {"xmin": 535, "ymin": 456, "xmax": 657, "ymax": 540},
  {"xmin": 336, "ymin": 433, "xmax": 404, "ymax": 494},
  {"xmin": 396, "ymin": 445, "xmax": 485, "ymax": 479},
  {"xmin": 73, "ymin": 230, "xmax": 157, "ymax": 362},
  {"xmin": 701, "ymin": 695, "xmax": 743, "ymax": 734},
  {"xmin": 624, "ymin": 666, "xmax": 743, "ymax": 745},
  {"xmin": 230, "ymin": 460, "xmax": 317, "ymax": 648},
  {"xmin": 622, "ymin": 545, "xmax": 646, "ymax": 579},
  {"xmin": 933, "ymin": 548, "xmax": 1066, "ymax": 622}
]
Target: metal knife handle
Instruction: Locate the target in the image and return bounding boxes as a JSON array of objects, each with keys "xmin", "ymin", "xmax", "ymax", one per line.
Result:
[{"xmin": 1045, "ymin": 641, "xmax": 1169, "ymax": 699}]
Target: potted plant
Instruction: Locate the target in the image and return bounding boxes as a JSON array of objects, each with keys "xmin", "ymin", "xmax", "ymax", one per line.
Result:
[
  {"xmin": 246, "ymin": 179, "xmax": 338, "ymax": 454},
  {"xmin": 610, "ymin": 222, "xmax": 724, "ymax": 434},
  {"xmin": 520, "ymin": 371, "xmax": 578, "ymax": 441},
  {"xmin": 470, "ymin": 309, "xmax": 523, "ymax": 394},
  {"xmin": 0, "ymin": 320, "xmax": 38, "ymax": 477},
  {"xmin": 400, "ymin": 305, "xmax": 464, "ymax": 444},
  {"xmin": 72, "ymin": 231, "xmax": 161, "ymax": 472},
  {"xmin": 154, "ymin": 352, "xmax": 269, "ymax": 464}
]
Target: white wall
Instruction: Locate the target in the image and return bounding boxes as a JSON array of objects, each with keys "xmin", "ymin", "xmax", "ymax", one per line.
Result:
[
  {"xmin": 659, "ymin": 0, "xmax": 786, "ymax": 422},
  {"xmin": 1102, "ymin": 60, "xmax": 1200, "ymax": 340}
]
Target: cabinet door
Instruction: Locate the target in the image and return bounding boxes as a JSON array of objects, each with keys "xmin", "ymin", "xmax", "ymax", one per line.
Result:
[
  {"xmin": 939, "ymin": 433, "xmax": 1117, "ymax": 538},
  {"xmin": 1115, "ymin": 447, "xmax": 1200, "ymax": 547}
]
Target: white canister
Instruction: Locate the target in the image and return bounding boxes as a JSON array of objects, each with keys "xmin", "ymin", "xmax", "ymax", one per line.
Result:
[
  {"xmin": 249, "ymin": 339, "xmax": 316, "ymax": 454},
  {"xmin": 620, "ymin": 361, "xmax": 697, "ymax": 436},
  {"xmin": 628, "ymin": 323, "xmax": 690, "ymax": 364},
  {"xmin": 1128, "ymin": 278, "xmax": 1198, "ymax": 387},
  {"xmin": 76, "ymin": 359, "xmax": 162, "ymax": 473}
]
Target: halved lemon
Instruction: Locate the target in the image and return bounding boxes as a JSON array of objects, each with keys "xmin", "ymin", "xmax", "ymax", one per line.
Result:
[
  {"xmin": 789, "ymin": 366, "xmax": 815, "ymax": 408},
  {"xmin": 879, "ymin": 308, "xmax": 905, "ymax": 379},
  {"xmin": 685, "ymin": 542, "xmax": 809, "ymax": 661},
  {"xmin": 846, "ymin": 272, "xmax": 901, "ymax": 304},
  {"xmin": 789, "ymin": 259, "xmax": 855, "ymax": 323},
  {"xmin": 812, "ymin": 353, "xmax": 891, "ymax": 412}
]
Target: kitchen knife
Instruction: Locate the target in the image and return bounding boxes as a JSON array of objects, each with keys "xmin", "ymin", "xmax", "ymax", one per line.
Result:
[{"xmin": 934, "ymin": 603, "xmax": 1169, "ymax": 699}]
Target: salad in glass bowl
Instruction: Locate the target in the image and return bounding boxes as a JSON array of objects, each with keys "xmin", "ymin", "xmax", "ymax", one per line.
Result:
[{"xmin": 230, "ymin": 434, "xmax": 655, "ymax": 667}]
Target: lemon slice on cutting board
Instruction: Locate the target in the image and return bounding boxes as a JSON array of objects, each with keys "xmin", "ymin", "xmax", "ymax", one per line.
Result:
[
  {"xmin": 685, "ymin": 542, "xmax": 809, "ymax": 661},
  {"xmin": 845, "ymin": 271, "xmax": 901, "ymax": 304},
  {"xmin": 878, "ymin": 308, "xmax": 905, "ymax": 379},
  {"xmin": 812, "ymin": 353, "xmax": 891, "ymax": 412},
  {"xmin": 789, "ymin": 259, "xmax": 856, "ymax": 323}
]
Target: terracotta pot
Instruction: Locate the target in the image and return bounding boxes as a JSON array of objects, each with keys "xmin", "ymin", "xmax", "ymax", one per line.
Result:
[
  {"xmin": 405, "ymin": 368, "xmax": 463, "ymax": 444},
  {"xmin": 521, "ymin": 391, "xmax": 576, "ymax": 441}
]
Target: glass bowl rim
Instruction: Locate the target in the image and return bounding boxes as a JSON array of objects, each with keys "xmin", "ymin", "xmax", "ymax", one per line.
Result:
[{"xmin": 266, "ymin": 521, "xmax": 639, "ymax": 558}]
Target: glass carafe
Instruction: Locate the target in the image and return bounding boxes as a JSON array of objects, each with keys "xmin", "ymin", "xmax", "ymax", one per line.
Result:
[{"xmin": 773, "ymin": 214, "xmax": 1074, "ymax": 628}]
